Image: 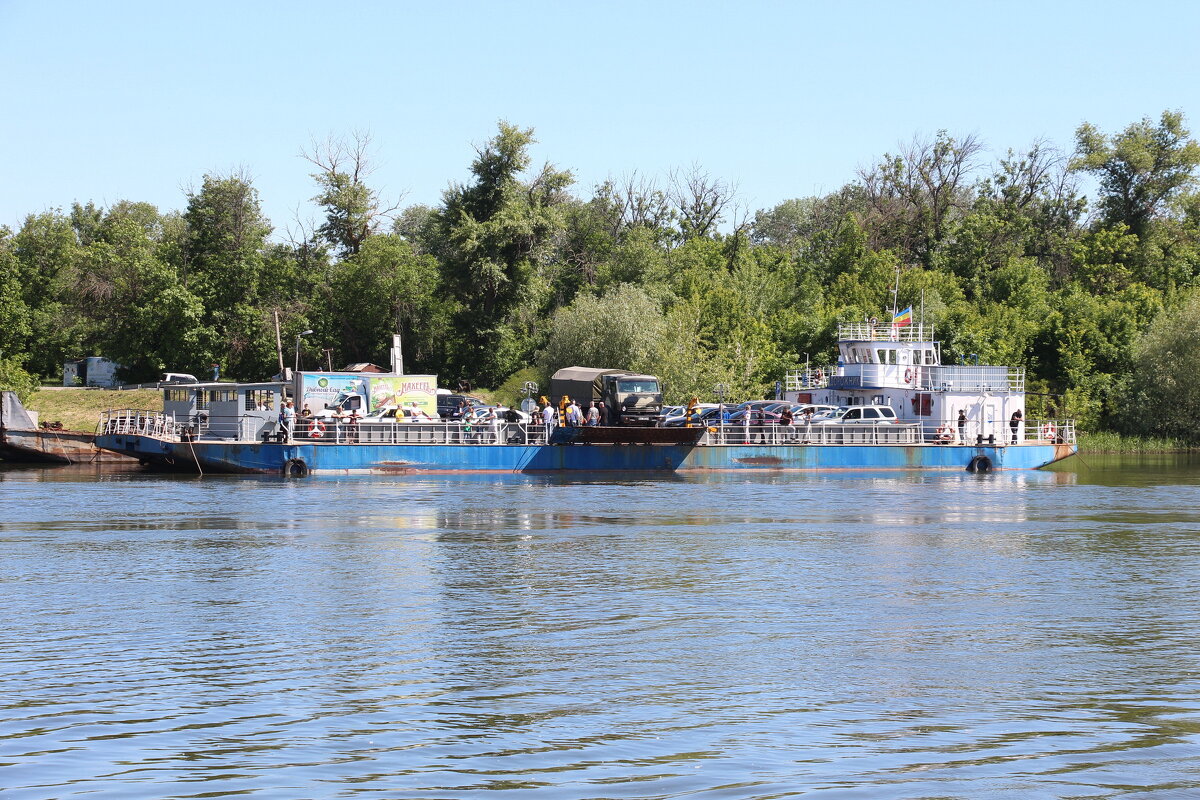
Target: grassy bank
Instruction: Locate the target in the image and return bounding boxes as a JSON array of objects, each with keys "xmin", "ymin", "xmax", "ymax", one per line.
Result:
[
  {"xmin": 1077, "ymin": 431, "xmax": 1195, "ymax": 454},
  {"xmin": 26, "ymin": 387, "xmax": 162, "ymax": 432}
]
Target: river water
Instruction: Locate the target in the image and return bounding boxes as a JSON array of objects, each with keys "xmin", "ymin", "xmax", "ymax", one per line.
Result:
[{"xmin": 1, "ymin": 455, "xmax": 1198, "ymax": 799}]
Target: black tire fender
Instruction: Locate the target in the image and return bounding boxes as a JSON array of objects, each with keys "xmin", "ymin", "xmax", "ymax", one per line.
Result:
[
  {"xmin": 283, "ymin": 458, "xmax": 309, "ymax": 478},
  {"xmin": 966, "ymin": 455, "xmax": 993, "ymax": 473}
]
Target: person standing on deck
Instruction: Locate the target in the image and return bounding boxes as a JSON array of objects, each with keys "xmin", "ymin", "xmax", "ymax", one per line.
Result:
[
  {"xmin": 586, "ymin": 402, "xmax": 600, "ymax": 426},
  {"xmin": 1009, "ymin": 409, "xmax": 1023, "ymax": 444},
  {"xmin": 541, "ymin": 400, "xmax": 556, "ymax": 438},
  {"xmin": 779, "ymin": 405, "xmax": 794, "ymax": 442},
  {"xmin": 280, "ymin": 401, "xmax": 296, "ymax": 443},
  {"xmin": 957, "ymin": 409, "xmax": 967, "ymax": 444}
]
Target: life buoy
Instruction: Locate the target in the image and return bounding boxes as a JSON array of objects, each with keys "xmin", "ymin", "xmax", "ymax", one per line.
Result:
[
  {"xmin": 1042, "ymin": 423, "xmax": 1057, "ymax": 440},
  {"xmin": 310, "ymin": 419, "xmax": 326, "ymax": 439},
  {"xmin": 904, "ymin": 367, "xmax": 914, "ymax": 384}
]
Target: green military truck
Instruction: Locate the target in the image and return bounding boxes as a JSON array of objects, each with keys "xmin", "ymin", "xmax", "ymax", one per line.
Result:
[{"xmin": 549, "ymin": 367, "xmax": 664, "ymax": 426}]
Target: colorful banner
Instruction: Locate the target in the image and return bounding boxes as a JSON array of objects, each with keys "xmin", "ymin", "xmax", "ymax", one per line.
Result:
[
  {"xmin": 297, "ymin": 372, "xmax": 369, "ymax": 414},
  {"xmin": 367, "ymin": 375, "xmax": 438, "ymax": 417}
]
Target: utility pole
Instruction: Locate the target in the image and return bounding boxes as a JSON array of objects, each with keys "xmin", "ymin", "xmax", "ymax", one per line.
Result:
[{"xmin": 273, "ymin": 310, "xmax": 285, "ymax": 374}]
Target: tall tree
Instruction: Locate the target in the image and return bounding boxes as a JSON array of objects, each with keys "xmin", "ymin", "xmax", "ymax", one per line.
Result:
[
  {"xmin": 181, "ymin": 172, "xmax": 274, "ymax": 378},
  {"xmin": 302, "ymin": 132, "xmax": 401, "ymax": 258},
  {"xmin": 433, "ymin": 121, "xmax": 573, "ymax": 385},
  {"xmin": 859, "ymin": 131, "xmax": 983, "ymax": 267},
  {"xmin": 1072, "ymin": 111, "xmax": 1200, "ymax": 238}
]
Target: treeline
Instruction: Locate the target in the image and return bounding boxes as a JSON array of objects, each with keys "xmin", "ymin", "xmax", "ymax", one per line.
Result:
[{"xmin": 2, "ymin": 115, "xmax": 1200, "ymax": 438}]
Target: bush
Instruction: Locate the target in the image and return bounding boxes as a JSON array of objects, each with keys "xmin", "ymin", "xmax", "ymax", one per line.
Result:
[{"xmin": 0, "ymin": 357, "xmax": 38, "ymax": 405}]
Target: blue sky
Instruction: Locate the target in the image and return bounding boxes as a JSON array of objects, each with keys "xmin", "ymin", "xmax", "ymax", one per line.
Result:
[{"xmin": 2, "ymin": 1, "xmax": 1198, "ymax": 237}]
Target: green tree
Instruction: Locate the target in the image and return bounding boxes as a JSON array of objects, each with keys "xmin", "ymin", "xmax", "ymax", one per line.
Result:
[
  {"xmin": 433, "ymin": 121, "xmax": 573, "ymax": 385},
  {"xmin": 0, "ymin": 228, "xmax": 32, "ymax": 359},
  {"xmin": 180, "ymin": 172, "xmax": 274, "ymax": 378},
  {"xmin": 303, "ymin": 132, "xmax": 399, "ymax": 258},
  {"xmin": 1124, "ymin": 291, "xmax": 1200, "ymax": 439},
  {"xmin": 324, "ymin": 234, "xmax": 444, "ymax": 370},
  {"xmin": 537, "ymin": 284, "xmax": 665, "ymax": 378},
  {"xmin": 1072, "ymin": 111, "xmax": 1200, "ymax": 239}
]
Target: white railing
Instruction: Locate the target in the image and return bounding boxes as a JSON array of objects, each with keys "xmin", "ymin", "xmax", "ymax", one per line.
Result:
[
  {"xmin": 838, "ymin": 322, "xmax": 934, "ymax": 342},
  {"xmin": 698, "ymin": 418, "xmax": 1075, "ymax": 446},
  {"xmin": 788, "ymin": 364, "xmax": 1025, "ymax": 393},
  {"xmin": 284, "ymin": 418, "xmax": 550, "ymax": 446},
  {"xmin": 785, "ymin": 368, "xmax": 830, "ymax": 391},
  {"xmin": 923, "ymin": 365, "xmax": 1025, "ymax": 393},
  {"xmin": 98, "ymin": 410, "xmax": 182, "ymax": 440}
]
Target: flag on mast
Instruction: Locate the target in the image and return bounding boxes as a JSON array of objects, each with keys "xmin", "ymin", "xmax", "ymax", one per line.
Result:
[{"xmin": 893, "ymin": 305, "xmax": 913, "ymax": 327}]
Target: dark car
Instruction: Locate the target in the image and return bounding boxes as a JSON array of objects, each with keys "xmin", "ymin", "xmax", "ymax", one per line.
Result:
[
  {"xmin": 437, "ymin": 394, "xmax": 486, "ymax": 419},
  {"xmin": 727, "ymin": 401, "xmax": 788, "ymax": 425}
]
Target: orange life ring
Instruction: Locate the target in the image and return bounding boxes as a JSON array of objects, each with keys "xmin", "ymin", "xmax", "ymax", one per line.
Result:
[
  {"xmin": 310, "ymin": 419, "xmax": 326, "ymax": 439},
  {"xmin": 904, "ymin": 367, "xmax": 914, "ymax": 384}
]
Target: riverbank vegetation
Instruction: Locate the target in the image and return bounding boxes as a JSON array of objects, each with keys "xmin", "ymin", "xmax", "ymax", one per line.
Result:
[
  {"xmin": 3, "ymin": 113, "xmax": 1200, "ymax": 441},
  {"xmin": 1076, "ymin": 432, "xmax": 1195, "ymax": 454},
  {"xmin": 27, "ymin": 389, "xmax": 162, "ymax": 432}
]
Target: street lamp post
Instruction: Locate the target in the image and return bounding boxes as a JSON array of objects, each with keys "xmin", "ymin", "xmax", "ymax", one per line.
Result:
[{"xmin": 294, "ymin": 329, "xmax": 314, "ymax": 373}]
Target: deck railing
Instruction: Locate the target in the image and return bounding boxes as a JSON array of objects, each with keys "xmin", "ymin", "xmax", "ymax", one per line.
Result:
[
  {"xmin": 697, "ymin": 418, "xmax": 1075, "ymax": 446},
  {"xmin": 98, "ymin": 410, "xmax": 182, "ymax": 439},
  {"xmin": 838, "ymin": 322, "xmax": 934, "ymax": 342},
  {"xmin": 99, "ymin": 410, "xmax": 1074, "ymax": 448}
]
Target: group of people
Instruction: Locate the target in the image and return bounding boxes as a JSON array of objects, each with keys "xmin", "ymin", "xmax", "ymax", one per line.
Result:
[
  {"xmin": 276, "ymin": 400, "xmax": 364, "ymax": 443},
  {"xmin": 536, "ymin": 395, "xmax": 604, "ymax": 429}
]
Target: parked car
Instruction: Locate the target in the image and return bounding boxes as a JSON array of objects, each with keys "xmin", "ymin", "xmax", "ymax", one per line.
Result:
[
  {"xmin": 660, "ymin": 403, "xmax": 718, "ymax": 427},
  {"xmin": 438, "ymin": 394, "xmax": 487, "ymax": 419},
  {"xmin": 467, "ymin": 405, "xmax": 532, "ymax": 424},
  {"xmin": 815, "ymin": 405, "xmax": 897, "ymax": 425},
  {"xmin": 727, "ymin": 401, "xmax": 789, "ymax": 425},
  {"xmin": 657, "ymin": 405, "xmax": 684, "ymax": 425}
]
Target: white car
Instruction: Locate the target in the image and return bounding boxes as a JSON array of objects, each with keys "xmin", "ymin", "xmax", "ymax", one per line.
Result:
[{"xmin": 815, "ymin": 405, "xmax": 897, "ymax": 425}]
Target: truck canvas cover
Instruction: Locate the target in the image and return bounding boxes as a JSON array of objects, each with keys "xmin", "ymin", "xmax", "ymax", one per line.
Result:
[{"xmin": 550, "ymin": 367, "xmax": 627, "ymax": 403}]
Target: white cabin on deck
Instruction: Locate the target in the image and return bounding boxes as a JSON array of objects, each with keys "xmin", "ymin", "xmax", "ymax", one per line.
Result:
[{"xmin": 785, "ymin": 323, "xmax": 1027, "ymax": 444}]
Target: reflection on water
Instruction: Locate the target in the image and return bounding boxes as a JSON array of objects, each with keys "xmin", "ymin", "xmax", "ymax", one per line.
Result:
[{"xmin": 1, "ymin": 456, "xmax": 1199, "ymax": 798}]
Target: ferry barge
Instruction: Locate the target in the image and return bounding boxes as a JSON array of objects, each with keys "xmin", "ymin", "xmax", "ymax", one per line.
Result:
[{"xmin": 94, "ymin": 324, "xmax": 1076, "ymax": 475}]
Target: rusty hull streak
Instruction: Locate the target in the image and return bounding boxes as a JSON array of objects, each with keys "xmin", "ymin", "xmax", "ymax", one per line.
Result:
[{"xmin": 735, "ymin": 456, "xmax": 786, "ymax": 466}]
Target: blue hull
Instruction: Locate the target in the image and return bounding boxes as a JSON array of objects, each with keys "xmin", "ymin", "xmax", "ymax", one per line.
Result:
[{"xmin": 96, "ymin": 434, "xmax": 1075, "ymax": 474}]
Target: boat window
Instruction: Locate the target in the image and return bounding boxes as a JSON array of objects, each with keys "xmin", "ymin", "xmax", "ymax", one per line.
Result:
[
  {"xmin": 926, "ymin": 349, "xmax": 937, "ymax": 365},
  {"xmin": 165, "ymin": 389, "xmax": 191, "ymax": 403},
  {"xmin": 244, "ymin": 390, "xmax": 276, "ymax": 411},
  {"xmin": 210, "ymin": 389, "xmax": 237, "ymax": 403},
  {"xmin": 913, "ymin": 350, "xmax": 923, "ymax": 365},
  {"xmin": 617, "ymin": 379, "xmax": 659, "ymax": 393}
]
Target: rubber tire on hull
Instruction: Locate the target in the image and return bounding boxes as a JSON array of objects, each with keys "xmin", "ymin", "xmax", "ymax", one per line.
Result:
[
  {"xmin": 966, "ymin": 455, "xmax": 993, "ymax": 473},
  {"xmin": 282, "ymin": 458, "xmax": 309, "ymax": 478}
]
